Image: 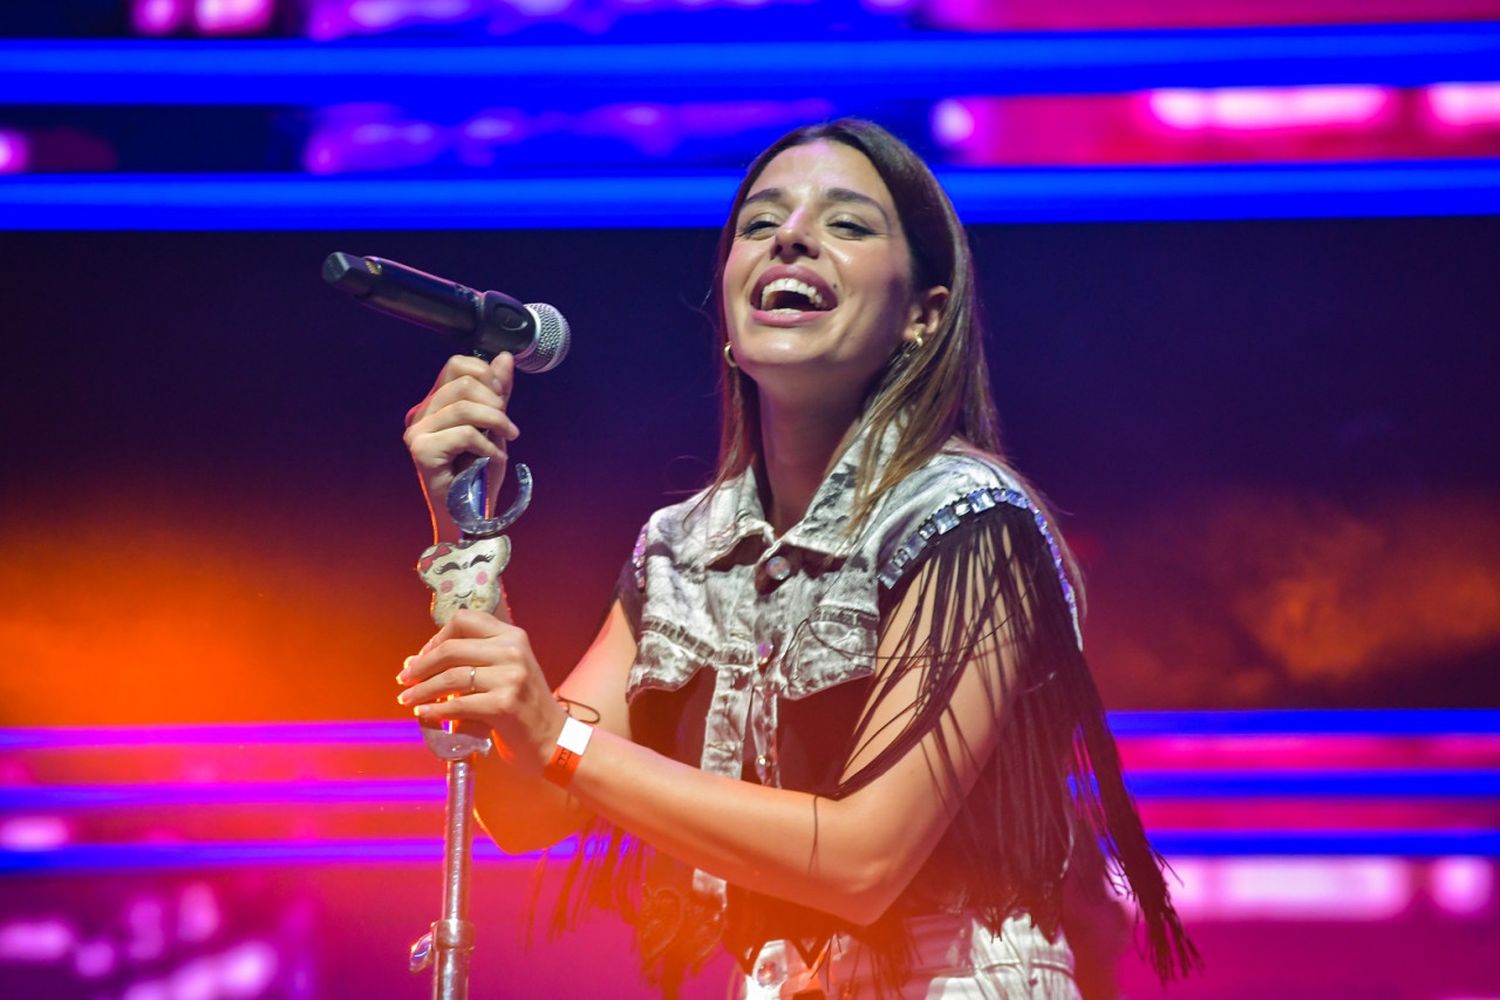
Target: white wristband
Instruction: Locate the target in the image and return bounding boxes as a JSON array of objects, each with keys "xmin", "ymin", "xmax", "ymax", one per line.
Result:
[{"xmin": 543, "ymin": 716, "xmax": 594, "ymax": 788}]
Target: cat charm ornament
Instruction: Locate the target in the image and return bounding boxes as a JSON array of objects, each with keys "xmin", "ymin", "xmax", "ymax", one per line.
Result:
[
  {"xmin": 416, "ymin": 458, "xmax": 531, "ymax": 623},
  {"xmin": 408, "ymin": 456, "xmax": 532, "ymax": 1000}
]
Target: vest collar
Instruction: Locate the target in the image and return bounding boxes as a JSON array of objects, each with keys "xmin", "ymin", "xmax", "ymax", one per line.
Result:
[{"xmin": 700, "ymin": 419, "xmax": 905, "ymax": 564}]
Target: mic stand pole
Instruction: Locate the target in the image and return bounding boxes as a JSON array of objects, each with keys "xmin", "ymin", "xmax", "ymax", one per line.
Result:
[{"xmin": 408, "ymin": 460, "xmax": 533, "ymax": 1000}]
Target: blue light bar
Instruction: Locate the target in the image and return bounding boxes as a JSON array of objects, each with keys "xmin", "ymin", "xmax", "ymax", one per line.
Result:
[
  {"xmin": 5, "ymin": 770, "xmax": 1497, "ymax": 811},
  {"xmin": 4, "ymin": 831, "xmax": 1496, "ymax": 873},
  {"xmin": 1107, "ymin": 709, "xmax": 1500, "ymax": 737},
  {"xmin": 2, "ymin": 24, "xmax": 1498, "ymax": 104},
  {"xmin": 0, "ymin": 839, "xmax": 543, "ymax": 873},
  {"xmin": 0, "ymin": 720, "xmax": 417, "ymax": 750},
  {"xmin": 4, "ymin": 710, "xmax": 1498, "ymax": 749},
  {"xmin": 1124, "ymin": 770, "xmax": 1500, "ymax": 798},
  {"xmin": 2, "ymin": 161, "xmax": 1496, "ymax": 229},
  {"xmin": 1148, "ymin": 830, "xmax": 1500, "ymax": 857},
  {"xmin": 0, "ymin": 780, "xmax": 443, "ymax": 808}
]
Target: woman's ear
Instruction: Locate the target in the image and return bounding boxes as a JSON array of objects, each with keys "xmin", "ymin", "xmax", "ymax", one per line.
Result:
[{"xmin": 904, "ymin": 286, "xmax": 950, "ymax": 346}]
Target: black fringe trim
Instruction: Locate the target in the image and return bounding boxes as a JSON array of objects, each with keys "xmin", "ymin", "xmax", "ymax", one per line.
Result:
[{"xmin": 543, "ymin": 503, "xmax": 1198, "ymax": 996}]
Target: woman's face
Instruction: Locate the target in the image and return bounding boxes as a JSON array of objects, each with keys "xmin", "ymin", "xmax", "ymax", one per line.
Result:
[{"xmin": 722, "ymin": 140, "xmax": 934, "ymax": 402}]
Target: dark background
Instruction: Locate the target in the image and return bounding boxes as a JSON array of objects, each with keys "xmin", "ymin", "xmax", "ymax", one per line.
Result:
[{"xmin": 1, "ymin": 216, "xmax": 1497, "ymax": 726}]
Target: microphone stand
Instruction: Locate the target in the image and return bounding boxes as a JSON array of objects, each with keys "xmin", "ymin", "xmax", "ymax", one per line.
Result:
[{"xmin": 408, "ymin": 460, "xmax": 533, "ymax": 1000}]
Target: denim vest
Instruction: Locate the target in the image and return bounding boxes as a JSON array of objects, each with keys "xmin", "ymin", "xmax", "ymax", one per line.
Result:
[{"xmin": 623, "ymin": 425, "xmax": 1080, "ymax": 908}]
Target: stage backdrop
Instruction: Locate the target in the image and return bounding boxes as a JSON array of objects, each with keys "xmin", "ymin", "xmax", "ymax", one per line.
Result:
[{"xmin": 1, "ymin": 219, "xmax": 1497, "ymax": 998}]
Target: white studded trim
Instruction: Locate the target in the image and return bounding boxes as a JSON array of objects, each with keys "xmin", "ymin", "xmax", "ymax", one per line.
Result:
[
  {"xmin": 630, "ymin": 522, "xmax": 649, "ymax": 592},
  {"xmin": 877, "ymin": 486, "xmax": 1081, "ymax": 646}
]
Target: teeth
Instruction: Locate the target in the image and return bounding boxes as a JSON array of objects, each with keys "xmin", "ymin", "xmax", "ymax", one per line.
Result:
[{"xmin": 759, "ymin": 277, "xmax": 827, "ymax": 311}]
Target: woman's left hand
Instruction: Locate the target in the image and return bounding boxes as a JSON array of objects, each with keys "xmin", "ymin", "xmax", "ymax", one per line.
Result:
[{"xmin": 397, "ymin": 608, "xmax": 566, "ymax": 774}]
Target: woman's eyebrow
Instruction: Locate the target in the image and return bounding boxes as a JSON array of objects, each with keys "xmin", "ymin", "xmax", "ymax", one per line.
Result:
[
  {"xmin": 741, "ymin": 188, "xmax": 785, "ymax": 210},
  {"xmin": 824, "ymin": 187, "xmax": 891, "ymax": 225},
  {"xmin": 740, "ymin": 186, "xmax": 891, "ymax": 225}
]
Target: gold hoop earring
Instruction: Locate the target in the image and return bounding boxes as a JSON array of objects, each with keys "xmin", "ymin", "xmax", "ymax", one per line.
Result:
[{"xmin": 723, "ymin": 342, "xmax": 739, "ymax": 369}]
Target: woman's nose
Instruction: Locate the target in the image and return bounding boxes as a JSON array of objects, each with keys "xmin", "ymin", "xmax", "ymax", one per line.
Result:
[{"xmin": 772, "ymin": 212, "xmax": 819, "ymax": 260}]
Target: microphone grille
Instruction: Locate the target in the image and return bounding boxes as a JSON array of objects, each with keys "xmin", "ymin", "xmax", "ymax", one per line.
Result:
[{"xmin": 518, "ymin": 303, "xmax": 570, "ymax": 373}]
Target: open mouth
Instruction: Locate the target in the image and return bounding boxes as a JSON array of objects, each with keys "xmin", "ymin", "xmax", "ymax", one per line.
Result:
[{"xmin": 751, "ymin": 268, "xmax": 838, "ymax": 315}]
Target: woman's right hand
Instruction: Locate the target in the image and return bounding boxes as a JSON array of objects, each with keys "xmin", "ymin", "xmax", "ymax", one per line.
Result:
[{"xmin": 403, "ymin": 352, "xmax": 521, "ymax": 541}]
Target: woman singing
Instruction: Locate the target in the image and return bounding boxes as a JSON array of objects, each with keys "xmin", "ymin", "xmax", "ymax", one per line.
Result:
[{"xmin": 397, "ymin": 119, "xmax": 1195, "ymax": 998}]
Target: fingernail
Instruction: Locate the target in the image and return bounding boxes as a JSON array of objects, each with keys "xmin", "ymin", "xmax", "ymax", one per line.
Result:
[
  {"xmin": 413, "ymin": 705, "xmax": 429, "ymax": 717},
  {"xmin": 397, "ymin": 691, "xmax": 410, "ymax": 705},
  {"xmin": 491, "ymin": 377, "xmax": 504, "ymax": 393}
]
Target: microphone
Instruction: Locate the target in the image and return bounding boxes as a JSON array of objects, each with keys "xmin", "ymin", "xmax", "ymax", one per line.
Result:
[{"xmin": 322, "ymin": 252, "xmax": 570, "ymax": 373}]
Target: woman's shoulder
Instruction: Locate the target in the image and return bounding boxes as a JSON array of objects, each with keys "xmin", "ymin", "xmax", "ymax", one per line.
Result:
[
  {"xmin": 877, "ymin": 439, "xmax": 1029, "ymax": 525},
  {"xmin": 626, "ymin": 474, "xmax": 756, "ymax": 576},
  {"xmin": 873, "ymin": 440, "xmax": 1068, "ymax": 595},
  {"xmin": 636, "ymin": 480, "xmax": 736, "ymax": 540},
  {"xmin": 924, "ymin": 439, "xmax": 1027, "ymax": 491}
]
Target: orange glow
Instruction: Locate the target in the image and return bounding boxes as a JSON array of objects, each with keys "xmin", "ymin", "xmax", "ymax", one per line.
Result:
[
  {"xmin": 1085, "ymin": 490, "xmax": 1500, "ymax": 706},
  {"xmin": 5, "ymin": 481, "xmax": 1495, "ymax": 724},
  {"xmin": 0, "ymin": 488, "xmax": 430, "ymax": 726}
]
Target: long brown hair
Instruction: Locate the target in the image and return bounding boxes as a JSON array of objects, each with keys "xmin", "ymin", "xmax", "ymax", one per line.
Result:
[{"xmin": 707, "ymin": 119, "xmax": 1081, "ymax": 600}]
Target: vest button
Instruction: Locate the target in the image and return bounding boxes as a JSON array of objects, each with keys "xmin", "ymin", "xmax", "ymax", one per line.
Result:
[{"xmin": 765, "ymin": 554, "xmax": 792, "ymax": 582}]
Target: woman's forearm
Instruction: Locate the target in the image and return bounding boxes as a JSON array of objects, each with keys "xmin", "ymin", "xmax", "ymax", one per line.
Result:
[
  {"xmin": 463, "ymin": 600, "xmax": 639, "ymax": 854},
  {"xmin": 471, "ymin": 753, "xmax": 593, "ymax": 854},
  {"xmin": 563, "ymin": 728, "xmax": 935, "ymax": 926}
]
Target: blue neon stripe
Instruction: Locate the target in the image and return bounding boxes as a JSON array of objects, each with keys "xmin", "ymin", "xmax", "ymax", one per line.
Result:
[
  {"xmin": 3, "ymin": 710, "xmax": 1498, "ymax": 750},
  {"xmin": 3, "ymin": 830, "xmax": 1495, "ymax": 873},
  {"xmin": 1, "ymin": 161, "xmax": 1496, "ymax": 229},
  {"xmin": 1106, "ymin": 709, "xmax": 1500, "ymax": 737},
  {"xmin": 0, "ymin": 780, "xmax": 443, "ymax": 808},
  {"xmin": 0, "ymin": 839, "xmax": 549, "ymax": 873},
  {"xmin": 1147, "ymin": 830, "xmax": 1500, "ymax": 857},
  {"xmin": 1, "ymin": 25, "xmax": 1498, "ymax": 104},
  {"xmin": 1124, "ymin": 770, "xmax": 1500, "ymax": 798},
  {"xmin": 0, "ymin": 720, "xmax": 418, "ymax": 750},
  {"xmin": 4, "ymin": 770, "xmax": 1497, "ymax": 811}
]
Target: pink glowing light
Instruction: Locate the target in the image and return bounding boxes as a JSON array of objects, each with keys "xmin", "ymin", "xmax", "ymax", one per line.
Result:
[
  {"xmin": 336, "ymin": 0, "xmax": 480, "ymax": 33},
  {"xmin": 513, "ymin": 0, "xmax": 574, "ymax": 14},
  {"xmin": 1430, "ymin": 856, "xmax": 1493, "ymax": 915},
  {"xmin": 0, "ymin": 815, "xmax": 70, "ymax": 849},
  {"xmin": 123, "ymin": 949, "xmax": 269, "ymax": 1000},
  {"xmin": 0, "ymin": 129, "xmax": 29, "ymax": 174},
  {"xmin": 132, "ymin": 0, "xmax": 190, "ymax": 34},
  {"xmin": 195, "ymin": 0, "xmax": 275, "ymax": 34},
  {"xmin": 122, "ymin": 979, "xmax": 171, "ymax": 1000},
  {"xmin": 74, "ymin": 938, "xmax": 118, "ymax": 979},
  {"xmin": 1426, "ymin": 82, "xmax": 1500, "ymax": 127},
  {"xmin": 1164, "ymin": 858, "xmax": 1413, "ymax": 920},
  {"xmin": 0, "ymin": 919, "xmax": 77, "ymax": 962},
  {"xmin": 304, "ymin": 114, "xmax": 447, "ymax": 174},
  {"xmin": 126, "ymin": 897, "xmax": 166, "ymax": 962},
  {"xmin": 931, "ymin": 99, "xmax": 978, "ymax": 146},
  {"xmin": 178, "ymin": 883, "xmax": 223, "ymax": 943},
  {"xmin": 462, "ymin": 112, "xmax": 525, "ymax": 143},
  {"xmin": 1149, "ymin": 86, "xmax": 1394, "ymax": 131},
  {"xmin": 219, "ymin": 941, "xmax": 278, "ymax": 996},
  {"xmin": 171, "ymin": 956, "xmax": 220, "ymax": 1000}
]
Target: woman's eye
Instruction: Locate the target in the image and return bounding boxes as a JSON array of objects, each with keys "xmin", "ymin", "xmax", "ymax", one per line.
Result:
[
  {"xmin": 738, "ymin": 219, "xmax": 778, "ymax": 236},
  {"xmin": 830, "ymin": 220, "xmax": 874, "ymax": 236}
]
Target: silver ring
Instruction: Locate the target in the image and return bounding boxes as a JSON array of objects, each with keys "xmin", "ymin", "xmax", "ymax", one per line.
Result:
[{"xmin": 468, "ymin": 666, "xmax": 477, "ymax": 693}]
